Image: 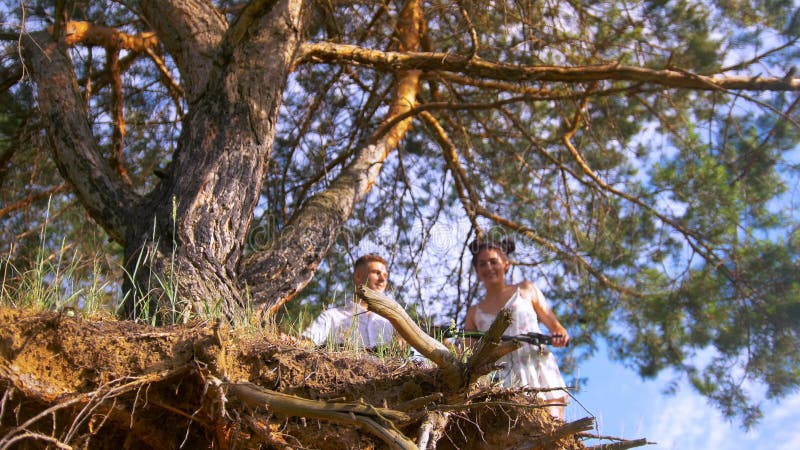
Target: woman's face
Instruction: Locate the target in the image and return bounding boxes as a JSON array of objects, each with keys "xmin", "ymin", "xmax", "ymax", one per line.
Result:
[{"xmin": 475, "ymin": 248, "xmax": 509, "ymax": 285}]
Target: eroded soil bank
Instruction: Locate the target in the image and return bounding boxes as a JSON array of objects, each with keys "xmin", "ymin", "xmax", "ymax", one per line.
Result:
[{"xmin": 0, "ymin": 307, "xmax": 588, "ymax": 449}]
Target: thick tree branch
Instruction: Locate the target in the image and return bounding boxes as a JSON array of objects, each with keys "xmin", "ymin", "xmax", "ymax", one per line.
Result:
[
  {"xmin": 21, "ymin": 31, "xmax": 141, "ymax": 243},
  {"xmin": 52, "ymin": 21, "xmax": 173, "ymax": 182},
  {"xmin": 241, "ymin": 0, "xmax": 425, "ymax": 315},
  {"xmin": 60, "ymin": 21, "xmax": 158, "ymax": 51},
  {"xmin": 117, "ymin": 0, "xmax": 305, "ymax": 320},
  {"xmin": 140, "ymin": 0, "xmax": 226, "ymax": 102},
  {"xmin": 223, "ymin": 0, "xmax": 280, "ymax": 51},
  {"xmin": 297, "ymin": 42, "xmax": 800, "ymax": 91},
  {"xmin": 51, "ymin": 24, "xmax": 180, "ymax": 107},
  {"xmin": 47, "ymin": 19, "xmax": 186, "ymax": 144},
  {"xmin": 520, "ymin": 416, "xmax": 595, "ymax": 450},
  {"xmin": 281, "ymin": 7, "xmax": 396, "ymax": 212},
  {"xmin": 239, "ymin": 104, "xmax": 413, "ymax": 315}
]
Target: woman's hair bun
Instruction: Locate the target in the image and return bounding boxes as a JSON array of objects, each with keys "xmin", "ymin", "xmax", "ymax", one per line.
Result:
[
  {"xmin": 468, "ymin": 236, "xmax": 516, "ymax": 256},
  {"xmin": 468, "ymin": 239, "xmax": 482, "ymax": 255},
  {"xmin": 500, "ymin": 237, "xmax": 515, "ymax": 254}
]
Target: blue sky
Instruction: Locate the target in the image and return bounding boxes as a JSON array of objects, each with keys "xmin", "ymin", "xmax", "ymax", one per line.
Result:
[{"xmin": 566, "ymin": 354, "xmax": 800, "ymax": 450}]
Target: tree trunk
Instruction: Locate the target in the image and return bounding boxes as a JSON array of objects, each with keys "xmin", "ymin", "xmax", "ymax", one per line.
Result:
[
  {"xmin": 120, "ymin": 0, "xmax": 305, "ymax": 320},
  {"xmin": 22, "ymin": 0, "xmax": 424, "ymax": 322},
  {"xmin": 23, "ymin": 0, "xmax": 305, "ymax": 321}
]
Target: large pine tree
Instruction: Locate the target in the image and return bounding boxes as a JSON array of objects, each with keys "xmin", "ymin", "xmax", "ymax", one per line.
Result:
[{"xmin": 1, "ymin": 0, "xmax": 798, "ymax": 426}]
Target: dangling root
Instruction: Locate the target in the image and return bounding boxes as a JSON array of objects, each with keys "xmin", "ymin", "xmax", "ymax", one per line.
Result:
[{"xmin": 417, "ymin": 410, "xmax": 451, "ymax": 450}]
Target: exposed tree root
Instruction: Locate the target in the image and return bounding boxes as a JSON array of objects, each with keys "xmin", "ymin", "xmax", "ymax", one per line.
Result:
[
  {"xmin": 0, "ymin": 306, "xmax": 645, "ymax": 449},
  {"xmin": 518, "ymin": 417, "xmax": 595, "ymax": 450},
  {"xmin": 226, "ymin": 380, "xmax": 416, "ymax": 449},
  {"xmin": 417, "ymin": 411, "xmax": 451, "ymax": 450},
  {"xmin": 359, "ymin": 285, "xmax": 520, "ymax": 392}
]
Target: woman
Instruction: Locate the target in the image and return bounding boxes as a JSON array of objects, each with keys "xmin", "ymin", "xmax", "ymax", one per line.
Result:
[{"xmin": 463, "ymin": 238, "xmax": 570, "ymax": 420}]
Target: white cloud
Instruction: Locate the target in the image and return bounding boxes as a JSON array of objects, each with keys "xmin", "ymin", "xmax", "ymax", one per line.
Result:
[
  {"xmin": 767, "ymin": 393, "xmax": 800, "ymax": 450},
  {"xmin": 569, "ymin": 353, "xmax": 800, "ymax": 450},
  {"xmin": 640, "ymin": 387, "xmax": 800, "ymax": 450},
  {"xmin": 647, "ymin": 391, "xmax": 711, "ymax": 449}
]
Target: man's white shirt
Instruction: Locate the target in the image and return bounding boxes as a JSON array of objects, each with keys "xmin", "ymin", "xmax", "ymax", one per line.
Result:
[{"xmin": 302, "ymin": 299, "xmax": 394, "ymax": 349}]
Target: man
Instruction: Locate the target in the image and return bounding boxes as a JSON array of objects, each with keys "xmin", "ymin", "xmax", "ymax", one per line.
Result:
[{"xmin": 301, "ymin": 254, "xmax": 395, "ymax": 350}]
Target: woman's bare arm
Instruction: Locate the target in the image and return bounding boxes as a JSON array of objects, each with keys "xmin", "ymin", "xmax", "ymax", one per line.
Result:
[{"xmin": 520, "ymin": 280, "xmax": 570, "ymax": 347}]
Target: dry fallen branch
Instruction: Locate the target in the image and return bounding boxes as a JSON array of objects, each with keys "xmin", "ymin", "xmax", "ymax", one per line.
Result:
[
  {"xmin": 227, "ymin": 381, "xmax": 409, "ymax": 423},
  {"xmin": 0, "ymin": 431, "xmax": 72, "ymax": 450},
  {"xmin": 242, "ymin": 414, "xmax": 294, "ymax": 448},
  {"xmin": 396, "ymin": 392, "xmax": 445, "ymax": 413},
  {"xmin": 358, "ymin": 286, "xmax": 461, "ymax": 372},
  {"xmin": 360, "ymin": 286, "xmax": 525, "ymax": 395},
  {"xmin": 464, "ymin": 308, "xmax": 520, "ymax": 382},
  {"xmin": 226, "ymin": 381, "xmax": 416, "ymax": 450}
]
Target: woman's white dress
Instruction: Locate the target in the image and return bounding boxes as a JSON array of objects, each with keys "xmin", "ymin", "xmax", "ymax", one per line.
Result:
[{"xmin": 472, "ymin": 285, "xmax": 567, "ymax": 401}]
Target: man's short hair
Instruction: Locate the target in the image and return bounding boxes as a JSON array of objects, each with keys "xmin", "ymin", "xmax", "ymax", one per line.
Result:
[{"xmin": 354, "ymin": 254, "xmax": 387, "ymax": 271}]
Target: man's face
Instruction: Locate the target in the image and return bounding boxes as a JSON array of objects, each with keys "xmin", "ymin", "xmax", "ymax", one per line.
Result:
[{"xmin": 354, "ymin": 261, "xmax": 388, "ymax": 292}]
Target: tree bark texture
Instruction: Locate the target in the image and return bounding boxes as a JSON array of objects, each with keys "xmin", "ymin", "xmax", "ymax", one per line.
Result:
[
  {"xmin": 23, "ymin": 0, "xmax": 306, "ymax": 320},
  {"xmin": 21, "ymin": 0, "xmax": 428, "ymax": 321},
  {"xmin": 127, "ymin": 0, "xmax": 305, "ymax": 319},
  {"xmin": 21, "ymin": 31, "xmax": 141, "ymax": 245}
]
